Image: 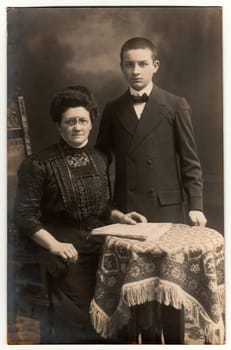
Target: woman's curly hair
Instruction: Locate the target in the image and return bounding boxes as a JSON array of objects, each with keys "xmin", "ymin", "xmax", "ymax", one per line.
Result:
[{"xmin": 50, "ymin": 85, "xmax": 99, "ymax": 124}]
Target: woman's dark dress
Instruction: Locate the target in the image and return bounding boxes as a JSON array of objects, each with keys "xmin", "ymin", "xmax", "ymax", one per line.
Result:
[{"xmin": 15, "ymin": 139, "xmax": 112, "ymax": 343}]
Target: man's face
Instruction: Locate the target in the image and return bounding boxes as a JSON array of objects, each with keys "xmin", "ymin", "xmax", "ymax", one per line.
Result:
[{"xmin": 121, "ymin": 48, "xmax": 159, "ymax": 91}]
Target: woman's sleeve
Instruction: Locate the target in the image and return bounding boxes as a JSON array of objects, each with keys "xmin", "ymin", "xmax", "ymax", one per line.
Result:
[
  {"xmin": 104, "ymin": 156, "xmax": 117, "ymax": 222},
  {"xmin": 96, "ymin": 151, "xmax": 115, "ymax": 225},
  {"xmin": 15, "ymin": 156, "xmax": 47, "ymax": 238}
]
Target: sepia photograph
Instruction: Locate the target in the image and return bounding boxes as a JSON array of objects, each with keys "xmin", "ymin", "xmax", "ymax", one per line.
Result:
[{"xmin": 4, "ymin": 3, "xmax": 227, "ymax": 347}]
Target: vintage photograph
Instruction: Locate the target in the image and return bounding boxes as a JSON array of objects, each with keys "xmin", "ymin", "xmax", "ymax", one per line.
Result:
[{"xmin": 6, "ymin": 6, "xmax": 224, "ymax": 346}]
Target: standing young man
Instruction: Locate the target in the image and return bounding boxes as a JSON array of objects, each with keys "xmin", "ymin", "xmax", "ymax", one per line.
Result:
[{"xmin": 96, "ymin": 37, "xmax": 207, "ymax": 344}]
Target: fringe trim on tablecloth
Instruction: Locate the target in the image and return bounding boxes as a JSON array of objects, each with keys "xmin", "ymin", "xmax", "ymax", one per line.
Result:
[
  {"xmin": 218, "ymin": 284, "xmax": 225, "ymax": 312},
  {"xmin": 90, "ymin": 277, "xmax": 225, "ymax": 344},
  {"xmin": 90, "ymin": 297, "xmax": 131, "ymax": 339}
]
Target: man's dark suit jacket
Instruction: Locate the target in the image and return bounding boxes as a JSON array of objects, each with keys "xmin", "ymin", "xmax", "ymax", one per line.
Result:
[{"xmin": 96, "ymin": 84, "xmax": 203, "ymax": 223}]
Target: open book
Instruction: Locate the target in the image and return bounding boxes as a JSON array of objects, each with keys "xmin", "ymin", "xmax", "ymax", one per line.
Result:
[{"xmin": 91, "ymin": 222, "xmax": 172, "ymax": 241}]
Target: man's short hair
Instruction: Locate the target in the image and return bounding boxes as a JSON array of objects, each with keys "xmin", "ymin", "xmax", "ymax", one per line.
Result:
[{"xmin": 120, "ymin": 37, "xmax": 158, "ymax": 63}]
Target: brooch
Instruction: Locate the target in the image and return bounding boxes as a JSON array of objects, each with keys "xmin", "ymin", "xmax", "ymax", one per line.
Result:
[{"xmin": 66, "ymin": 153, "xmax": 90, "ymax": 167}]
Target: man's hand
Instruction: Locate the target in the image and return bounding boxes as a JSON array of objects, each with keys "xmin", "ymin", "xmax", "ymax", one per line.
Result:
[
  {"xmin": 120, "ymin": 211, "xmax": 147, "ymax": 225},
  {"xmin": 188, "ymin": 210, "xmax": 207, "ymax": 227}
]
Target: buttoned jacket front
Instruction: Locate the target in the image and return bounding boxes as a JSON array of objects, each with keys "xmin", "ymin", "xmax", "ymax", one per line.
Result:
[{"xmin": 97, "ymin": 84, "xmax": 203, "ymax": 222}]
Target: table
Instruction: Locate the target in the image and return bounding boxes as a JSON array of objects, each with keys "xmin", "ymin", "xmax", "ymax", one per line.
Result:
[{"xmin": 90, "ymin": 224, "xmax": 225, "ymax": 344}]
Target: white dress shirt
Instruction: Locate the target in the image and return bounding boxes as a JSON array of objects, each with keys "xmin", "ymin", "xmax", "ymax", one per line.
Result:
[{"xmin": 130, "ymin": 82, "xmax": 153, "ymax": 119}]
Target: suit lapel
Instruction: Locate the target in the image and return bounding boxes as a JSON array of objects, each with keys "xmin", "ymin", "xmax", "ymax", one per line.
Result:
[
  {"xmin": 117, "ymin": 91, "xmax": 139, "ymax": 136},
  {"xmin": 128, "ymin": 85, "xmax": 167, "ymax": 154}
]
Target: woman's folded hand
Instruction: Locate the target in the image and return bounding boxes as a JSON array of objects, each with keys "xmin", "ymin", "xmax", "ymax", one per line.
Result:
[
  {"xmin": 50, "ymin": 241, "xmax": 79, "ymax": 263},
  {"xmin": 33, "ymin": 229, "xmax": 78, "ymax": 263}
]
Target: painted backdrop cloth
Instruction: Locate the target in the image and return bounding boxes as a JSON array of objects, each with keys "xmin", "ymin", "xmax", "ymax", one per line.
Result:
[{"xmin": 90, "ymin": 224, "xmax": 224, "ymax": 344}]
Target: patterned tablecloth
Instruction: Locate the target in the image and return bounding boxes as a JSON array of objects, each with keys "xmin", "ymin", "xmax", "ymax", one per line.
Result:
[{"xmin": 90, "ymin": 224, "xmax": 225, "ymax": 344}]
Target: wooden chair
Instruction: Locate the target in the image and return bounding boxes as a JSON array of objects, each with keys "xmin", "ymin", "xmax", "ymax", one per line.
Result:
[{"xmin": 7, "ymin": 95, "xmax": 53, "ymax": 344}]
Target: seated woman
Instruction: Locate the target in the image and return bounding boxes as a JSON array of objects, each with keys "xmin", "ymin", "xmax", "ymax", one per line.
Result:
[{"xmin": 15, "ymin": 85, "xmax": 146, "ymax": 344}]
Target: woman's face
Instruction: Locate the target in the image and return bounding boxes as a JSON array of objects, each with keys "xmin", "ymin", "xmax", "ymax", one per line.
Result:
[{"xmin": 57, "ymin": 106, "xmax": 92, "ymax": 148}]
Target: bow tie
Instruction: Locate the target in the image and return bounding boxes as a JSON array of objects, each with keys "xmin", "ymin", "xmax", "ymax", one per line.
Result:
[{"xmin": 131, "ymin": 93, "xmax": 149, "ymax": 104}]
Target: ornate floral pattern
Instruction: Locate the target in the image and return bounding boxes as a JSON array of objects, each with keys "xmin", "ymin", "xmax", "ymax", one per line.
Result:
[
  {"xmin": 90, "ymin": 224, "xmax": 225, "ymax": 344},
  {"xmin": 66, "ymin": 153, "xmax": 90, "ymax": 167}
]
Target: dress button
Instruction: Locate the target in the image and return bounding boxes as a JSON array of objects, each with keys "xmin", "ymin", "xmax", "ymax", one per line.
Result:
[{"xmin": 147, "ymin": 159, "xmax": 152, "ymax": 165}]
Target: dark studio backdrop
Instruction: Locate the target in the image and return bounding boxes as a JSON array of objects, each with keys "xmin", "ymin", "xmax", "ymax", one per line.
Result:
[{"xmin": 7, "ymin": 6, "xmax": 223, "ymax": 233}]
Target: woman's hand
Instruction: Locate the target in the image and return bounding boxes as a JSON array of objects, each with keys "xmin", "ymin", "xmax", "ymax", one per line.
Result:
[
  {"xmin": 49, "ymin": 241, "xmax": 79, "ymax": 263},
  {"xmin": 111, "ymin": 209, "xmax": 147, "ymax": 225},
  {"xmin": 33, "ymin": 229, "xmax": 78, "ymax": 263},
  {"xmin": 120, "ymin": 211, "xmax": 147, "ymax": 225}
]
